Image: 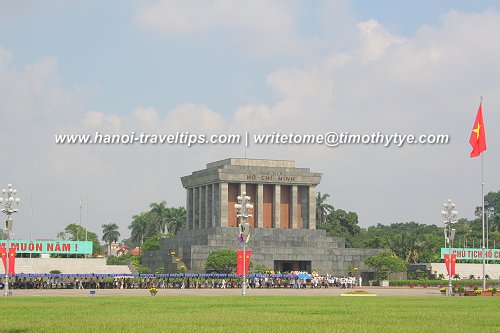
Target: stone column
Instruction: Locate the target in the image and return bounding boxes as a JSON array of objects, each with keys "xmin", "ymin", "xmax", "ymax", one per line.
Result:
[
  {"xmin": 193, "ymin": 186, "xmax": 199, "ymax": 229},
  {"xmin": 213, "ymin": 183, "xmax": 220, "ymax": 227},
  {"xmin": 220, "ymin": 182, "xmax": 228, "ymax": 227},
  {"xmin": 257, "ymin": 184, "xmax": 263, "ymax": 228},
  {"xmin": 309, "ymin": 186, "xmax": 316, "ymax": 229},
  {"xmin": 187, "ymin": 188, "xmax": 193, "ymax": 230},
  {"xmin": 200, "ymin": 186, "xmax": 205, "ymax": 229},
  {"xmin": 273, "ymin": 184, "xmax": 280, "ymax": 228},
  {"xmin": 206, "ymin": 185, "xmax": 212, "ymax": 228},
  {"xmin": 291, "ymin": 185, "xmax": 298, "ymax": 229}
]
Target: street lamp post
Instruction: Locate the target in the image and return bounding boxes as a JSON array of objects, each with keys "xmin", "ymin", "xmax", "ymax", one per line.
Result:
[
  {"xmin": 1, "ymin": 184, "xmax": 21, "ymax": 297},
  {"xmin": 234, "ymin": 192, "xmax": 252, "ymax": 296},
  {"xmin": 441, "ymin": 199, "xmax": 458, "ymax": 296}
]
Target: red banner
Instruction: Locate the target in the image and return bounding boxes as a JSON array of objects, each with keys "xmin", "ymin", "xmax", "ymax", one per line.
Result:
[
  {"xmin": 236, "ymin": 250, "xmax": 252, "ymax": 275},
  {"xmin": 8, "ymin": 247, "xmax": 16, "ymax": 275},
  {"xmin": 0, "ymin": 247, "xmax": 16, "ymax": 275},
  {"xmin": 0, "ymin": 247, "xmax": 6, "ymax": 273},
  {"xmin": 444, "ymin": 254, "xmax": 456, "ymax": 276}
]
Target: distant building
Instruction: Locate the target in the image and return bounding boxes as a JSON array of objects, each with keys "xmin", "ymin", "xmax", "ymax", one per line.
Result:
[
  {"xmin": 104, "ymin": 243, "xmax": 131, "ymax": 257},
  {"xmin": 143, "ymin": 158, "xmax": 382, "ymax": 276}
]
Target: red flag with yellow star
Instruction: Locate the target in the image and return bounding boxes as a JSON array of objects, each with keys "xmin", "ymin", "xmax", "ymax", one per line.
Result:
[
  {"xmin": 8, "ymin": 247, "xmax": 16, "ymax": 275},
  {"xmin": 0, "ymin": 247, "xmax": 6, "ymax": 273},
  {"xmin": 236, "ymin": 250, "xmax": 252, "ymax": 275},
  {"xmin": 451, "ymin": 254, "xmax": 456, "ymax": 276},
  {"xmin": 444, "ymin": 254, "xmax": 456, "ymax": 276},
  {"xmin": 469, "ymin": 103, "xmax": 486, "ymax": 158}
]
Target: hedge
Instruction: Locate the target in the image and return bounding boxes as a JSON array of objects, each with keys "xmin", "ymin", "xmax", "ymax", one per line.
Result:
[{"xmin": 387, "ymin": 279, "xmax": 500, "ymax": 288}]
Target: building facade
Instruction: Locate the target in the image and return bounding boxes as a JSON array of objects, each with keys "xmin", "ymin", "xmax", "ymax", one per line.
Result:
[
  {"xmin": 143, "ymin": 158, "xmax": 382, "ymax": 276},
  {"xmin": 181, "ymin": 158, "xmax": 320, "ymax": 231}
]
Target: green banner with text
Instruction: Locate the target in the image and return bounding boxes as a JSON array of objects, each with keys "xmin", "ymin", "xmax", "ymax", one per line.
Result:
[
  {"xmin": 0, "ymin": 240, "xmax": 93, "ymax": 254},
  {"xmin": 440, "ymin": 248, "xmax": 500, "ymax": 261}
]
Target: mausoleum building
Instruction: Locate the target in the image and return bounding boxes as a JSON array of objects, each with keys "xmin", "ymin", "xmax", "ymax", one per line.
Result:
[{"xmin": 143, "ymin": 158, "xmax": 382, "ymax": 276}]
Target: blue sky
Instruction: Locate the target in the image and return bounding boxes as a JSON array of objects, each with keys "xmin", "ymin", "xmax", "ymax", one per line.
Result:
[{"xmin": 1, "ymin": 0, "xmax": 499, "ymax": 241}]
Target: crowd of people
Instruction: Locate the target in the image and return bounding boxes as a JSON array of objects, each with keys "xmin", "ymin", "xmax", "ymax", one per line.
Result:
[{"xmin": 0, "ymin": 273, "xmax": 362, "ymax": 290}]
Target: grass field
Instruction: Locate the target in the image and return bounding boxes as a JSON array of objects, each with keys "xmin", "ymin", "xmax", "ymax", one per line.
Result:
[{"xmin": 0, "ymin": 296, "xmax": 499, "ymax": 333}]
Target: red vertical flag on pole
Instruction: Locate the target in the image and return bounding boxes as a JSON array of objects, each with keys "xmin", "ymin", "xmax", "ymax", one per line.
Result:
[
  {"xmin": 237, "ymin": 250, "xmax": 243, "ymax": 275},
  {"xmin": 444, "ymin": 254, "xmax": 457, "ymax": 276},
  {"xmin": 0, "ymin": 247, "xmax": 6, "ymax": 273},
  {"xmin": 469, "ymin": 102, "xmax": 487, "ymax": 158},
  {"xmin": 8, "ymin": 247, "xmax": 16, "ymax": 275},
  {"xmin": 444, "ymin": 254, "xmax": 450, "ymax": 276},
  {"xmin": 236, "ymin": 250, "xmax": 252, "ymax": 275}
]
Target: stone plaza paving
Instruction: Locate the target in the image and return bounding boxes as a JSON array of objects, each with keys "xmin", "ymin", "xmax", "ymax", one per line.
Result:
[{"xmin": 9, "ymin": 287, "xmax": 441, "ymax": 297}]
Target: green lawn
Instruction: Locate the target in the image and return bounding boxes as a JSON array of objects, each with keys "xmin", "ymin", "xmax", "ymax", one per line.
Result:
[{"xmin": 0, "ymin": 296, "xmax": 499, "ymax": 333}]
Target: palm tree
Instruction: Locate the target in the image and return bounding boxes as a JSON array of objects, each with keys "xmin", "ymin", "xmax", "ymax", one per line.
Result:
[
  {"xmin": 316, "ymin": 192, "xmax": 334, "ymax": 224},
  {"xmin": 129, "ymin": 212, "xmax": 149, "ymax": 249},
  {"xmin": 102, "ymin": 223, "xmax": 120, "ymax": 257},
  {"xmin": 150, "ymin": 201, "xmax": 169, "ymax": 233},
  {"xmin": 167, "ymin": 207, "xmax": 187, "ymax": 235}
]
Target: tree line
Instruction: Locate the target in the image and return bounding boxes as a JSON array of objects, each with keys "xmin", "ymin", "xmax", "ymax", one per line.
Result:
[
  {"xmin": 51, "ymin": 201, "xmax": 186, "ymax": 257},
  {"xmin": 316, "ymin": 190, "xmax": 500, "ymax": 264},
  {"xmin": 127, "ymin": 201, "xmax": 186, "ymax": 250}
]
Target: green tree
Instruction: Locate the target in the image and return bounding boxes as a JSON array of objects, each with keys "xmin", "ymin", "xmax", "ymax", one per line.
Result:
[
  {"xmin": 317, "ymin": 208, "xmax": 362, "ymax": 247},
  {"xmin": 364, "ymin": 252, "xmax": 406, "ymax": 280},
  {"xmin": 167, "ymin": 207, "xmax": 187, "ymax": 235},
  {"xmin": 56, "ymin": 223, "xmax": 102, "ymax": 256},
  {"xmin": 128, "ymin": 202, "xmax": 187, "ymax": 249},
  {"xmin": 107, "ymin": 252, "xmax": 134, "ymax": 265},
  {"xmin": 141, "ymin": 232, "xmax": 164, "ymax": 252},
  {"xmin": 205, "ymin": 249, "xmax": 237, "ymax": 274},
  {"xmin": 360, "ymin": 221, "xmax": 445, "ymax": 263},
  {"xmin": 102, "ymin": 223, "xmax": 120, "ymax": 256},
  {"xmin": 475, "ymin": 191, "xmax": 500, "ymax": 232},
  {"xmin": 129, "ymin": 212, "xmax": 149, "ymax": 248},
  {"xmin": 475, "ymin": 190, "xmax": 500, "ymax": 218},
  {"xmin": 150, "ymin": 201, "xmax": 169, "ymax": 234},
  {"xmin": 316, "ymin": 192, "xmax": 334, "ymax": 224},
  {"xmin": 386, "ymin": 232, "xmax": 425, "ymax": 263},
  {"xmin": 121, "ymin": 236, "xmax": 138, "ymax": 249}
]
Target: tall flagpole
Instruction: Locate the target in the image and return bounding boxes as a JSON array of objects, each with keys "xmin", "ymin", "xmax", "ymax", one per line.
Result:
[
  {"xmin": 79, "ymin": 193, "xmax": 82, "ymax": 242},
  {"xmin": 480, "ymin": 96, "xmax": 486, "ymax": 292},
  {"xmin": 481, "ymin": 151, "xmax": 486, "ymax": 291},
  {"xmin": 85, "ymin": 196, "xmax": 88, "ymax": 242},
  {"xmin": 469, "ymin": 96, "xmax": 487, "ymax": 291},
  {"xmin": 29, "ymin": 194, "xmax": 33, "ymax": 258}
]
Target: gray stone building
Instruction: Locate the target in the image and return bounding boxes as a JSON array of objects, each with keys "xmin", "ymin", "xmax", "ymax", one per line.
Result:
[{"xmin": 143, "ymin": 158, "xmax": 382, "ymax": 276}]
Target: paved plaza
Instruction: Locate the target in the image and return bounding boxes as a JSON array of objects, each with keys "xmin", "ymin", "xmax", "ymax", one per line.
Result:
[{"xmin": 9, "ymin": 287, "xmax": 441, "ymax": 297}]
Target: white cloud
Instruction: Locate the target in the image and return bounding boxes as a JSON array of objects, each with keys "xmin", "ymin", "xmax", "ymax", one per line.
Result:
[
  {"xmin": 163, "ymin": 103, "xmax": 227, "ymax": 132},
  {"xmin": 230, "ymin": 9, "xmax": 500, "ymax": 228},
  {"xmin": 82, "ymin": 111, "xmax": 121, "ymax": 131},
  {"xmin": 324, "ymin": 53, "xmax": 353, "ymax": 72},
  {"xmin": 357, "ymin": 19, "xmax": 406, "ymax": 63},
  {"xmin": 0, "ymin": 52, "xmax": 91, "ymax": 239},
  {"xmin": 267, "ymin": 67, "xmax": 334, "ymax": 102},
  {"xmin": 134, "ymin": 0, "xmax": 303, "ymax": 55},
  {"xmin": 0, "ymin": 54, "xmax": 86, "ymax": 126},
  {"xmin": 135, "ymin": 0, "xmax": 297, "ymax": 34}
]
